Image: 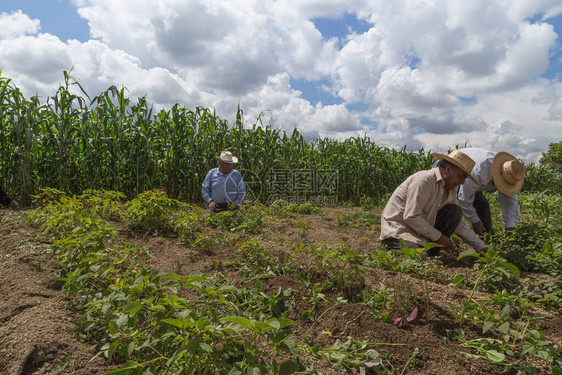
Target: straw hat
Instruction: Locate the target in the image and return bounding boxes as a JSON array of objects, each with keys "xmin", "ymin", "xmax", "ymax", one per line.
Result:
[
  {"xmin": 491, "ymin": 152, "xmax": 524, "ymax": 195},
  {"xmin": 432, "ymin": 150, "xmax": 478, "ymax": 184},
  {"xmin": 216, "ymin": 150, "xmax": 238, "ymax": 164}
]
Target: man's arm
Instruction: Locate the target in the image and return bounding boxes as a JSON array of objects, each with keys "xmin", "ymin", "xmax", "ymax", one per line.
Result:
[
  {"xmin": 201, "ymin": 170, "xmax": 213, "ymax": 205},
  {"xmin": 455, "ymin": 218, "xmax": 487, "ymax": 252},
  {"xmin": 457, "ymin": 180, "xmax": 480, "ymax": 223}
]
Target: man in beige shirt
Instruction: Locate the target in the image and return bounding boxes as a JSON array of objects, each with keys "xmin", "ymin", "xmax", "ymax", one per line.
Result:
[{"xmin": 380, "ymin": 150, "xmax": 486, "ymax": 256}]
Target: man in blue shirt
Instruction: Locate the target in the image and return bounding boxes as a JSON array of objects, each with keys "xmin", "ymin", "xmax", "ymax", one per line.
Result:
[
  {"xmin": 202, "ymin": 151, "xmax": 246, "ymax": 213},
  {"xmin": 457, "ymin": 148, "xmax": 525, "ymax": 234}
]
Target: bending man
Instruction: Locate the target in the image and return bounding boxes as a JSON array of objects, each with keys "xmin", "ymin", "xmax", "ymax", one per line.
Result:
[{"xmin": 456, "ymin": 148, "xmax": 524, "ymax": 234}]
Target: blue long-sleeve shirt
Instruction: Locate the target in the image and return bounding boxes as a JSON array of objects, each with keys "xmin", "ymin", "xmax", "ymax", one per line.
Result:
[
  {"xmin": 201, "ymin": 167, "xmax": 246, "ymax": 205},
  {"xmin": 457, "ymin": 148, "xmax": 520, "ymax": 228}
]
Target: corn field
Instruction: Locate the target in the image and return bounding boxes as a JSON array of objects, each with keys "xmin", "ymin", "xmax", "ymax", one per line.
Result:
[{"xmin": 0, "ymin": 71, "xmax": 558, "ymax": 205}]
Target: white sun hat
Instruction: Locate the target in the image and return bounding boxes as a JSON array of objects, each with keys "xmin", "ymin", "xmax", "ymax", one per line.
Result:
[{"xmin": 216, "ymin": 150, "xmax": 238, "ymax": 164}]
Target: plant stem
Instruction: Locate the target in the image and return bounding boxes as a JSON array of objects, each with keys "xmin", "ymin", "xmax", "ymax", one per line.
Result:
[{"xmin": 460, "ymin": 265, "xmax": 487, "ymax": 327}]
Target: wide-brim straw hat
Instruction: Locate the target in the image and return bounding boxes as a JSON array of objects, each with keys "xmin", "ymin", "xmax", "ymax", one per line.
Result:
[
  {"xmin": 491, "ymin": 152, "xmax": 524, "ymax": 195},
  {"xmin": 432, "ymin": 150, "xmax": 478, "ymax": 184},
  {"xmin": 216, "ymin": 150, "xmax": 238, "ymax": 164}
]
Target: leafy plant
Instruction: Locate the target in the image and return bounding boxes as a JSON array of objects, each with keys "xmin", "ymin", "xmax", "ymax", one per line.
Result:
[
  {"xmin": 361, "ymin": 284, "xmax": 395, "ymax": 322},
  {"xmin": 456, "ymin": 247, "xmax": 520, "ymax": 326},
  {"xmin": 494, "ymin": 223, "xmax": 561, "ymax": 275},
  {"xmin": 521, "ymin": 191, "xmax": 562, "ymax": 225},
  {"xmin": 122, "ymin": 189, "xmax": 182, "ymax": 233},
  {"xmin": 78, "ymin": 189, "xmax": 126, "ymax": 220},
  {"xmin": 310, "ymin": 337, "xmax": 389, "ymax": 374},
  {"xmin": 25, "ymin": 192, "xmax": 309, "ymax": 374},
  {"xmin": 204, "ymin": 210, "xmax": 245, "ymax": 231},
  {"xmin": 292, "ymin": 244, "xmax": 366, "ymax": 300},
  {"xmin": 400, "ymin": 347, "xmax": 423, "ymax": 375},
  {"xmin": 336, "ymin": 211, "xmax": 381, "ymax": 229}
]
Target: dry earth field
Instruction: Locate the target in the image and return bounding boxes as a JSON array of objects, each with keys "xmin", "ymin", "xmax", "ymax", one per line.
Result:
[{"xmin": 0, "ymin": 205, "xmax": 560, "ymax": 375}]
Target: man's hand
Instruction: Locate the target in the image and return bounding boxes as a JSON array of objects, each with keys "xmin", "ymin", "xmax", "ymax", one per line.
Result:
[
  {"xmin": 436, "ymin": 234, "xmax": 454, "ymax": 251},
  {"xmin": 472, "ymin": 220, "xmax": 485, "ymax": 234},
  {"xmin": 207, "ymin": 200, "xmax": 217, "ymax": 211}
]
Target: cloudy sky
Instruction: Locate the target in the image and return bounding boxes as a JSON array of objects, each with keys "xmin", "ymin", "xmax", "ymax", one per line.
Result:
[{"xmin": 1, "ymin": 0, "xmax": 562, "ymax": 162}]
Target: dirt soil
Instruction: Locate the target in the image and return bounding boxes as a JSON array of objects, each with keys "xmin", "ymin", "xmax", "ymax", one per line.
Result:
[{"xmin": 0, "ymin": 206, "xmax": 559, "ymax": 374}]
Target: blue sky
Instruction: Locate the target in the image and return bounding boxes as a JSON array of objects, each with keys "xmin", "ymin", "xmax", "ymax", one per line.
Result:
[
  {"xmin": 3, "ymin": 0, "xmax": 90, "ymax": 42},
  {"xmin": 1, "ymin": 1, "xmax": 562, "ymax": 162}
]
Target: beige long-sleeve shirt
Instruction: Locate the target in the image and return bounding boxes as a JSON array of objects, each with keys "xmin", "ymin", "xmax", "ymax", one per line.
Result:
[{"xmin": 380, "ymin": 168, "xmax": 485, "ymax": 251}]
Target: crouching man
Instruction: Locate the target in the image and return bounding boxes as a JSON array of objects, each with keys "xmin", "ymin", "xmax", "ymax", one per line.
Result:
[
  {"xmin": 380, "ymin": 150, "xmax": 486, "ymax": 256},
  {"xmin": 202, "ymin": 151, "xmax": 246, "ymax": 214}
]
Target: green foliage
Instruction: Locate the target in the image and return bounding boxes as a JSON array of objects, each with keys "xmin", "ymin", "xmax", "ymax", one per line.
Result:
[
  {"xmin": 122, "ymin": 189, "xmax": 182, "ymax": 233},
  {"xmin": 359, "ymin": 194, "xmax": 378, "ymax": 210},
  {"xmin": 78, "ymin": 189, "xmax": 126, "ymax": 220},
  {"xmin": 286, "ymin": 203, "xmax": 323, "ymax": 215},
  {"xmin": 26, "ymin": 193, "xmax": 302, "ymax": 375},
  {"xmin": 190, "ymin": 232, "xmax": 223, "ymax": 254},
  {"xmin": 521, "ymin": 192, "xmax": 562, "ymax": 225},
  {"xmin": 521, "ymin": 163, "xmax": 562, "ymax": 194},
  {"xmin": 31, "ymin": 187, "xmax": 69, "ymax": 205},
  {"xmin": 367, "ymin": 246, "xmax": 442, "ymax": 282},
  {"xmin": 311, "ymin": 337, "xmax": 389, "ymax": 373},
  {"xmin": 204, "ymin": 210, "xmax": 245, "ymax": 231},
  {"xmin": 337, "ymin": 211, "xmax": 381, "ymax": 229},
  {"xmin": 449, "ymin": 194, "xmax": 562, "ymax": 371},
  {"xmin": 520, "ymin": 277, "xmax": 562, "ymax": 308},
  {"xmin": 269, "ymin": 199, "xmax": 291, "ymax": 213},
  {"xmin": 174, "ymin": 213, "xmax": 203, "ymax": 245},
  {"xmin": 492, "ymin": 223, "xmax": 561, "ymax": 275},
  {"xmin": 237, "ymin": 240, "xmax": 274, "ymax": 269},
  {"xmin": 364, "ymin": 242, "xmax": 441, "ymax": 326},
  {"xmin": 203, "ymin": 206, "xmax": 265, "ymax": 236},
  {"xmin": 26, "ymin": 192, "xmax": 109, "ymax": 243},
  {"xmin": 360, "ymin": 284, "xmax": 396, "ymax": 322},
  {"xmin": 292, "ymin": 244, "xmax": 366, "ymax": 300},
  {"xmin": 457, "ymin": 248, "xmax": 520, "ymax": 295},
  {"xmin": 1, "ymin": 71, "xmax": 436, "ymax": 205},
  {"xmin": 457, "ymin": 290, "xmax": 562, "ymax": 370},
  {"xmin": 539, "ymin": 141, "xmax": 562, "ymax": 173}
]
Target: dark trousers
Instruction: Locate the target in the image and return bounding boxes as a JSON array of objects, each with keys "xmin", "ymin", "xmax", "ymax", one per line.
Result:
[
  {"xmin": 434, "ymin": 203, "xmax": 463, "ymax": 237},
  {"xmin": 382, "ymin": 204, "xmax": 462, "ymax": 255},
  {"xmin": 473, "ymin": 191, "xmax": 494, "ymax": 233}
]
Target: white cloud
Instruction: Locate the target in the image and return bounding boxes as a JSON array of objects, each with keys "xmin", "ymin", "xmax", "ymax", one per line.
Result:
[
  {"xmin": 237, "ymin": 72, "xmax": 362, "ymax": 137},
  {"xmin": 0, "ymin": 11, "xmax": 40, "ymax": 39},
  {"xmin": 0, "ymin": 34, "xmax": 71, "ymax": 87}
]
